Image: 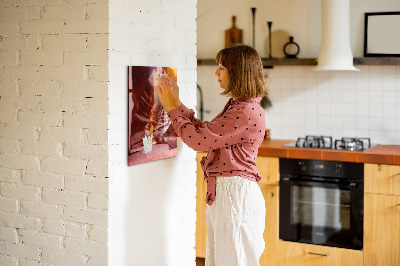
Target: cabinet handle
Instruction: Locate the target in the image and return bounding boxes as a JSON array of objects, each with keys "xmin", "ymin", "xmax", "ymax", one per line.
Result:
[{"xmin": 309, "ymin": 252, "xmax": 329, "ymax": 257}]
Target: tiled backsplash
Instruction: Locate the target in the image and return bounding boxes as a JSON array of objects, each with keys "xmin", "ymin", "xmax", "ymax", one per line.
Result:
[{"xmin": 197, "ymin": 65, "xmax": 400, "ymax": 145}]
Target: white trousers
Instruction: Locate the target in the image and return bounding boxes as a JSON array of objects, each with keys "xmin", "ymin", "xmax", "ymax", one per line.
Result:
[{"xmin": 205, "ymin": 176, "xmax": 266, "ymax": 266}]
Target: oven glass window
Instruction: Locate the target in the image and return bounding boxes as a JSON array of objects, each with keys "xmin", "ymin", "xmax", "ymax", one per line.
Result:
[{"xmin": 291, "ymin": 185, "xmax": 350, "ymax": 230}]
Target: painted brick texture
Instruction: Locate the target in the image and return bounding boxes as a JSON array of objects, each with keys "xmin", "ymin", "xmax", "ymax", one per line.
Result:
[{"xmin": 0, "ymin": 1, "xmax": 109, "ymax": 265}]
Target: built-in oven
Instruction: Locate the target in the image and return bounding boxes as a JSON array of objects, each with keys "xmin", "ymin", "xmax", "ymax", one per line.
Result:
[{"xmin": 279, "ymin": 158, "xmax": 364, "ymax": 250}]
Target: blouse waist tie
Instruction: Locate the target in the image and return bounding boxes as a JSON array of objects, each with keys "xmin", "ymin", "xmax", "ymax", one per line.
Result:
[{"xmin": 200, "ymin": 156, "xmax": 216, "ymax": 206}]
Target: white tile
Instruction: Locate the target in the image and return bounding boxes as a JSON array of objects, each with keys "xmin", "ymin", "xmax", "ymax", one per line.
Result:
[
  {"xmin": 329, "ymin": 75, "xmax": 343, "ymax": 90},
  {"xmin": 280, "ymin": 77, "xmax": 292, "ymax": 89},
  {"xmin": 342, "ymin": 128, "xmax": 356, "ymax": 137},
  {"xmin": 317, "ymin": 89, "xmax": 330, "ymax": 103},
  {"xmin": 382, "ymin": 66, "xmax": 396, "ymax": 76},
  {"xmin": 355, "ymin": 90, "xmax": 368, "ymax": 104},
  {"xmin": 317, "ymin": 127, "xmax": 331, "ymax": 136},
  {"xmin": 382, "ymin": 104, "xmax": 396, "ymax": 118},
  {"xmin": 317, "ymin": 102, "xmax": 330, "ymax": 115},
  {"xmin": 304, "ymin": 88, "xmax": 318, "ymax": 103},
  {"xmin": 382, "ymin": 131, "xmax": 397, "ymax": 144},
  {"xmin": 293, "ymin": 114, "xmax": 305, "ymax": 128},
  {"xmin": 382, "ymin": 77, "xmax": 396, "ymax": 91},
  {"xmin": 368, "ymin": 104, "xmax": 383, "ymax": 118},
  {"xmin": 292, "ymin": 67, "xmax": 306, "ymax": 77},
  {"xmin": 342, "ymin": 116, "xmax": 356, "ymax": 129},
  {"xmin": 279, "ymin": 66, "xmax": 293, "ymax": 77},
  {"xmin": 330, "ymin": 128, "xmax": 343, "ymax": 139},
  {"xmin": 368, "ymin": 76, "xmax": 383, "ymax": 91},
  {"xmin": 355, "ymin": 68, "xmax": 369, "ymax": 90},
  {"xmin": 305, "ymin": 77, "xmax": 317, "ymax": 88},
  {"xmin": 330, "ymin": 88, "xmax": 343, "ymax": 103},
  {"xmin": 305, "ymin": 115, "xmax": 317, "ymax": 129},
  {"xmin": 292, "ymin": 127, "xmax": 306, "ymax": 137},
  {"xmin": 355, "ymin": 104, "xmax": 369, "ymax": 117},
  {"xmin": 317, "ymin": 115, "xmax": 330, "ymax": 128},
  {"xmin": 355, "ymin": 117, "xmax": 369, "ymax": 130},
  {"xmin": 293, "ymin": 92, "xmax": 305, "ymax": 103},
  {"xmin": 280, "ymin": 114, "xmax": 293, "ymax": 127},
  {"xmin": 317, "ymin": 77, "xmax": 330, "ymax": 90},
  {"xmin": 382, "ymin": 117, "xmax": 397, "ymax": 131},
  {"xmin": 330, "ymin": 116, "xmax": 342, "ymax": 128},
  {"xmin": 342, "ymin": 103, "xmax": 355, "ymax": 116},
  {"xmin": 330, "ymin": 103, "xmax": 342, "ymax": 116},
  {"xmin": 369, "ymin": 117, "xmax": 383, "ymax": 130},
  {"xmin": 397, "ymin": 131, "xmax": 400, "ymax": 144},
  {"xmin": 355, "ymin": 129, "xmax": 369, "ymax": 139},
  {"xmin": 369, "ymin": 130, "xmax": 383, "ymax": 144},
  {"xmin": 368, "ymin": 91, "xmax": 382, "ymax": 104},
  {"xmin": 292, "ymin": 77, "xmax": 305, "ymax": 90},
  {"xmin": 342, "ymin": 90, "xmax": 355, "ymax": 104},
  {"xmin": 382, "ymin": 91, "xmax": 396, "ymax": 104}
]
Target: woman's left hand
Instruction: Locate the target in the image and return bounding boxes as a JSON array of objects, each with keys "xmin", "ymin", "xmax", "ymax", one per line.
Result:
[{"xmin": 154, "ymin": 76, "xmax": 176, "ymax": 113}]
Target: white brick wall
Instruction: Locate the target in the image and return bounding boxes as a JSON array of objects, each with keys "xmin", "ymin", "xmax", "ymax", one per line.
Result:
[
  {"xmin": 108, "ymin": 0, "xmax": 197, "ymax": 265},
  {"xmin": 0, "ymin": 1, "xmax": 109, "ymax": 265}
]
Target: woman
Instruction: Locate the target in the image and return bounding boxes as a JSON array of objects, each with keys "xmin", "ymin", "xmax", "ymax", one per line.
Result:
[{"xmin": 156, "ymin": 45, "xmax": 267, "ymax": 266}]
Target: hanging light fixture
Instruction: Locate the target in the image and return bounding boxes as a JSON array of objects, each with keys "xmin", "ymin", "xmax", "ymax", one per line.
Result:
[{"xmin": 314, "ymin": 0, "xmax": 359, "ymax": 71}]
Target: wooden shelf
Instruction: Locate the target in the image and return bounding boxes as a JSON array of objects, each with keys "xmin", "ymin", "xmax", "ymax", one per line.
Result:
[{"xmin": 197, "ymin": 57, "xmax": 400, "ymax": 68}]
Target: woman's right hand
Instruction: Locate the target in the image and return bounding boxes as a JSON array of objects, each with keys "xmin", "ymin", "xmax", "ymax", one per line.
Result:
[{"xmin": 161, "ymin": 75, "xmax": 181, "ymax": 108}]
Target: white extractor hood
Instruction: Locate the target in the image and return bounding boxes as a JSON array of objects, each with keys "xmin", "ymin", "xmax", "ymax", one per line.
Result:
[{"xmin": 314, "ymin": 0, "xmax": 359, "ymax": 71}]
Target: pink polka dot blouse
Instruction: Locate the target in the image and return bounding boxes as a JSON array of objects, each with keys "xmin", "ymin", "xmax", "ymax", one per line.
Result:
[{"xmin": 166, "ymin": 97, "xmax": 266, "ymax": 206}]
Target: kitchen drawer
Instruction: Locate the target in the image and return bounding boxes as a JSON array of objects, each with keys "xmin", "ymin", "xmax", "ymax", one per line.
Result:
[
  {"xmin": 365, "ymin": 163, "xmax": 400, "ymax": 196},
  {"xmin": 278, "ymin": 241, "xmax": 363, "ymax": 266}
]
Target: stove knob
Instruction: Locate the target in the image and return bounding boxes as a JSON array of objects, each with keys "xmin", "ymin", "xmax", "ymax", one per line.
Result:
[{"xmin": 335, "ymin": 164, "xmax": 342, "ymax": 174}]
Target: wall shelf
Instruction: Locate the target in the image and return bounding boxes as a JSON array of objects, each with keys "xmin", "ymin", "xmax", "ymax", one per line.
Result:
[{"xmin": 197, "ymin": 57, "xmax": 400, "ymax": 68}]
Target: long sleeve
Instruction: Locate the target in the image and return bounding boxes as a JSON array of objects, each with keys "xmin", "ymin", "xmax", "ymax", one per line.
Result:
[
  {"xmin": 164, "ymin": 103, "xmax": 204, "ymax": 137},
  {"xmin": 167, "ymin": 105, "xmax": 252, "ymax": 152}
]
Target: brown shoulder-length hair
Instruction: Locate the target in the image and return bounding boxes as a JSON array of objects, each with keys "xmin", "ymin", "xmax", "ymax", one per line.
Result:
[{"xmin": 215, "ymin": 45, "xmax": 267, "ymax": 98}]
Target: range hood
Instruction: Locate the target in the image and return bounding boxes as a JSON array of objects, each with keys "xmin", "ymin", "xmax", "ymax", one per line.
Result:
[{"xmin": 314, "ymin": 0, "xmax": 359, "ymax": 71}]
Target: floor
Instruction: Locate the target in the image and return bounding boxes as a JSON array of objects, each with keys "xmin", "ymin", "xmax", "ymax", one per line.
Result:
[{"xmin": 196, "ymin": 257, "xmax": 205, "ymax": 266}]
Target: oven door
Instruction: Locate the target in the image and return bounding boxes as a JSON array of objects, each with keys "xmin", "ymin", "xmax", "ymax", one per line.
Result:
[{"xmin": 279, "ymin": 177, "xmax": 363, "ymax": 250}]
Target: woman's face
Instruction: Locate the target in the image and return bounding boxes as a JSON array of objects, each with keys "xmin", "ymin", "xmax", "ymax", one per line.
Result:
[{"xmin": 215, "ymin": 64, "xmax": 229, "ymax": 89}]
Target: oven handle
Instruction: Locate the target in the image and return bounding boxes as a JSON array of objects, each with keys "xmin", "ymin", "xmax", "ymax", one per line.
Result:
[{"xmin": 281, "ymin": 177, "xmax": 358, "ymax": 188}]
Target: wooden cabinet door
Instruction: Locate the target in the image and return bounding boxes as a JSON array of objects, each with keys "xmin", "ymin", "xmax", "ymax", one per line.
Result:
[
  {"xmin": 365, "ymin": 164, "xmax": 400, "ymax": 196},
  {"xmin": 256, "ymin": 156, "xmax": 279, "ymax": 186},
  {"xmin": 278, "ymin": 241, "xmax": 363, "ymax": 266},
  {"xmin": 259, "ymin": 185, "xmax": 279, "ymax": 266},
  {"xmin": 196, "ymin": 152, "xmax": 208, "ymax": 258},
  {"xmin": 364, "ymin": 193, "xmax": 400, "ymax": 266}
]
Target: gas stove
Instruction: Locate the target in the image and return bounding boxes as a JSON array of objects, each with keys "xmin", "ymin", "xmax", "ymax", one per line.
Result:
[{"xmin": 284, "ymin": 135, "xmax": 374, "ymax": 151}]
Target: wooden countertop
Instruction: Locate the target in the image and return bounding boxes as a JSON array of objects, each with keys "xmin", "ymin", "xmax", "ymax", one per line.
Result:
[{"xmin": 258, "ymin": 139, "xmax": 400, "ymax": 165}]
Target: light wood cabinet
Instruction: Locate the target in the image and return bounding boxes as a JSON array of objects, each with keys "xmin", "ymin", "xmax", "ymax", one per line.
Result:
[
  {"xmin": 278, "ymin": 241, "xmax": 363, "ymax": 266},
  {"xmin": 364, "ymin": 163, "xmax": 400, "ymax": 196},
  {"xmin": 196, "ymin": 152, "xmax": 208, "ymax": 258},
  {"xmin": 259, "ymin": 185, "xmax": 279, "ymax": 266},
  {"xmin": 364, "ymin": 163, "xmax": 400, "ymax": 266}
]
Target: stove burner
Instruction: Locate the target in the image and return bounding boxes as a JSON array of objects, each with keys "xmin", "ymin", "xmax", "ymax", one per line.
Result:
[
  {"xmin": 290, "ymin": 136, "xmax": 372, "ymax": 151},
  {"xmin": 335, "ymin": 137, "xmax": 371, "ymax": 151},
  {"xmin": 295, "ymin": 135, "xmax": 333, "ymax": 149}
]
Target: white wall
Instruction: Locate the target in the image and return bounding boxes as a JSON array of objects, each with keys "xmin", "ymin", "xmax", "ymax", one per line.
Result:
[
  {"xmin": 198, "ymin": 0, "xmax": 400, "ymax": 58},
  {"xmin": 108, "ymin": 0, "xmax": 198, "ymax": 265},
  {"xmin": 0, "ymin": 1, "xmax": 109, "ymax": 265}
]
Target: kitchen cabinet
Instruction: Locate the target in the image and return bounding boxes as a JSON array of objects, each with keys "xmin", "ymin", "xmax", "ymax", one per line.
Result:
[
  {"xmin": 364, "ymin": 163, "xmax": 400, "ymax": 196},
  {"xmin": 278, "ymin": 241, "xmax": 363, "ymax": 266},
  {"xmin": 196, "ymin": 152, "xmax": 208, "ymax": 258},
  {"xmin": 364, "ymin": 163, "xmax": 400, "ymax": 266},
  {"xmin": 195, "ymin": 154, "xmax": 280, "ymax": 265}
]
